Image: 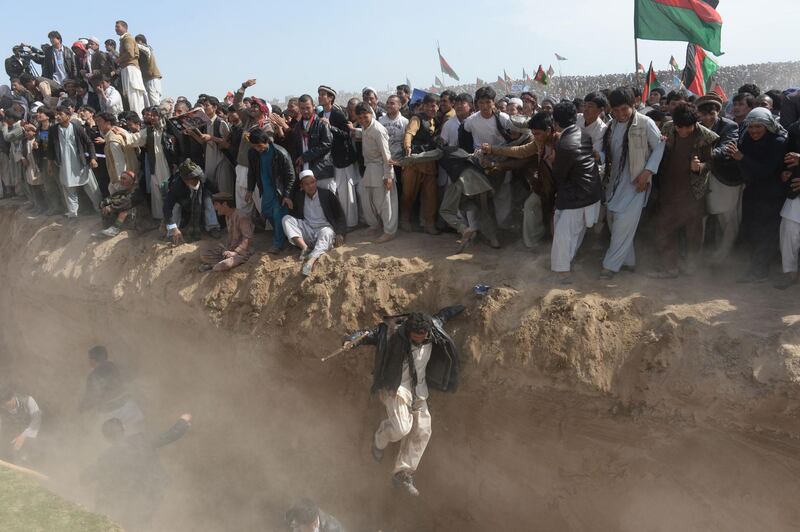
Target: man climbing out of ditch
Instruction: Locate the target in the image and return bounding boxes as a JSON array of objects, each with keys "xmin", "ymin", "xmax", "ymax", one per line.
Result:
[
  {"xmin": 341, "ymin": 304, "xmax": 465, "ymax": 496},
  {"xmin": 81, "ymin": 412, "xmax": 193, "ymax": 531},
  {"xmin": 0, "ymin": 386, "xmax": 42, "ymax": 465}
]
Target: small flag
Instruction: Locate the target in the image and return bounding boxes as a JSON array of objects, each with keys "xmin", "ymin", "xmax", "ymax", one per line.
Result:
[
  {"xmin": 534, "ymin": 64, "xmax": 549, "ymax": 86},
  {"xmin": 637, "ymin": 63, "xmax": 646, "ymax": 74},
  {"xmin": 547, "ymin": 65, "xmax": 555, "ymax": 77},
  {"xmin": 435, "ymin": 76, "xmax": 444, "ymax": 87},
  {"xmin": 669, "ymin": 55, "xmax": 680, "ymax": 71},
  {"xmin": 438, "ymin": 47, "xmax": 460, "ymax": 81},
  {"xmin": 523, "ymin": 68, "xmax": 529, "ymax": 80},
  {"xmin": 712, "ymin": 82, "xmax": 727, "ymax": 101},
  {"xmin": 477, "ymin": 77, "xmax": 485, "ymax": 86},
  {"xmin": 641, "ymin": 61, "xmax": 661, "ymax": 102},
  {"xmin": 681, "ymin": 43, "xmax": 718, "ymax": 96},
  {"xmin": 555, "ymin": 53, "xmax": 567, "ymax": 61},
  {"xmin": 405, "ymin": 76, "xmax": 411, "ymax": 87},
  {"xmin": 504, "ymin": 69, "xmax": 511, "ymax": 82}
]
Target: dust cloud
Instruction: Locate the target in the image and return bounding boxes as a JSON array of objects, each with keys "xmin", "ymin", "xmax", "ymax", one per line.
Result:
[{"xmin": 2, "ymin": 204, "xmax": 800, "ymax": 531}]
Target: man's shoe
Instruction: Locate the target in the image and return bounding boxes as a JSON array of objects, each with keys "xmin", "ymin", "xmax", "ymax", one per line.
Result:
[
  {"xmin": 371, "ymin": 436, "xmax": 384, "ymax": 463},
  {"xmin": 267, "ymin": 245, "xmax": 283, "ymax": 255},
  {"xmin": 99, "ymin": 226, "xmax": 121, "ymax": 238},
  {"xmin": 375, "ymin": 232, "xmax": 395, "ymax": 244},
  {"xmin": 774, "ymin": 273, "xmax": 798, "ymax": 290},
  {"xmin": 392, "ymin": 471, "xmax": 419, "ymax": 497},
  {"xmin": 598, "ymin": 269, "xmax": 616, "ymax": 280}
]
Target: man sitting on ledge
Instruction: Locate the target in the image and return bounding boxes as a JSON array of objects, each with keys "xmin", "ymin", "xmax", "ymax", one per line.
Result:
[
  {"xmin": 200, "ymin": 192, "xmax": 255, "ymax": 272},
  {"xmin": 282, "ymin": 169, "xmax": 346, "ymax": 276}
]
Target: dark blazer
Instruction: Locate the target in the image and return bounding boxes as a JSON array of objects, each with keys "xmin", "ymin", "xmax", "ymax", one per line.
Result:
[
  {"xmin": 551, "ymin": 124, "xmax": 602, "ymax": 210},
  {"xmin": 290, "ymin": 187, "xmax": 347, "ymax": 235},
  {"xmin": 348, "ymin": 305, "xmax": 465, "ymax": 395},
  {"xmin": 47, "ymin": 120, "xmax": 97, "ymax": 168},
  {"xmin": 710, "ymin": 116, "xmax": 743, "ymax": 186},
  {"xmin": 36, "ymin": 45, "xmax": 78, "ymax": 81},
  {"xmin": 247, "ymin": 143, "xmax": 296, "ymax": 199},
  {"xmin": 780, "ymin": 91, "xmax": 800, "ymax": 129},
  {"xmin": 323, "ymin": 105, "xmax": 357, "ymax": 169},
  {"xmin": 163, "ymin": 174, "xmax": 219, "ymax": 225},
  {"xmin": 292, "ymin": 116, "xmax": 334, "ymax": 179}
]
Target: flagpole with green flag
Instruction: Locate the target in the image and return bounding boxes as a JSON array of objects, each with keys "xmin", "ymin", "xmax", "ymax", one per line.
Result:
[{"xmin": 437, "ymin": 41, "xmax": 445, "ymax": 88}]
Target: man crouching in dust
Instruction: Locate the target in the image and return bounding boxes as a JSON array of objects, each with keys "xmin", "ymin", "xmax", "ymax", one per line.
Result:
[{"xmin": 342, "ymin": 305, "xmax": 464, "ymax": 496}]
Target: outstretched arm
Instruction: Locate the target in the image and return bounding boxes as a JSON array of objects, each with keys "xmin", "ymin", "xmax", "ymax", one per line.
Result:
[
  {"xmin": 434, "ymin": 304, "xmax": 465, "ymax": 324},
  {"xmin": 151, "ymin": 414, "xmax": 192, "ymax": 449}
]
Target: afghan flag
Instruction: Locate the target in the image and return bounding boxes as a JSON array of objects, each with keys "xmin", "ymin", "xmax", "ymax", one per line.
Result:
[
  {"xmin": 669, "ymin": 55, "xmax": 680, "ymax": 71},
  {"xmin": 641, "ymin": 62, "xmax": 662, "ymax": 102},
  {"xmin": 547, "ymin": 65, "xmax": 555, "ymax": 77},
  {"xmin": 555, "ymin": 53, "xmax": 567, "ymax": 61},
  {"xmin": 534, "ymin": 65, "xmax": 549, "ymax": 86},
  {"xmin": 634, "ymin": 0, "xmax": 723, "ymax": 56},
  {"xmin": 712, "ymin": 82, "xmax": 727, "ymax": 101},
  {"xmin": 438, "ymin": 48, "xmax": 460, "ymax": 81},
  {"xmin": 681, "ymin": 43, "xmax": 718, "ymax": 96}
]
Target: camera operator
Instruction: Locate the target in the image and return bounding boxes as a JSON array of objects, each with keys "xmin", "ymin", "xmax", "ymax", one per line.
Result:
[{"xmin": 5, "ymin": 44, "xmax": 44, "ymax": 80}]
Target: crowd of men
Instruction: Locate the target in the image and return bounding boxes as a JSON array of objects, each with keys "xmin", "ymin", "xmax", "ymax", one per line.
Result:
[{"xmin": 4, "ymin": 28, "xmax": 799, "ymax": 285}]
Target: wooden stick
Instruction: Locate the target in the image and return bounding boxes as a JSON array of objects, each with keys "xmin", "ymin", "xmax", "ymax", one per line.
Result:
[{"xmin": 0, "ymin": 458, "xmax": 50, "ymax": 481}]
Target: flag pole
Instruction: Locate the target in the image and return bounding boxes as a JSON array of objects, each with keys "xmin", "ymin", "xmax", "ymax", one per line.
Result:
[
  {"xmin": 634, "ymin": 37, "xmax": 641, "ymax": 86},
  {"xmin": 437, "ymin": 40, "xmax": 446, "ymax": 86}
]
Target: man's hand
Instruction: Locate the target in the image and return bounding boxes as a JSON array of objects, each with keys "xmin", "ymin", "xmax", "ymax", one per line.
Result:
[
  {"xmin": 334, "ymin": 234, "xmax": 344, "ymax": 247},
  {"xmin": 269, "ymin": 112, "xmax": 289, "ymax": 131},
  {"xmin": 170, "ymin": 228, "xmax": 185, "ymax": 246},
  {"xmin": 480, "ymin": 143, "xmax": 493, "ymax": 155},
  {"xmin": 180, "ymin": 413, "xmax": 193, "ymax": 425},
  {"xmin": 725, "ymin": 142, "xmax": 743, "ymax": 161},
  {"xmin": 404, "ymin": 146, "xmax": 411, "ymax": 157},
  {"xmin": 690, "ymin": 156, "xmax": 703, "ymax": 173},
  {"xmin": 11, "ymin": 434, "xmax": 26, "ymax": 451},
  {"xmin": 111, "ymin": 126, "xmax": 127, "ymax": 136},
  {"xmin": 242, "ymin": 79, "xmax": 256, "ymax": 89},
  {"xmin": 384, "ymin": 179, "xmax": 394, "ymax": 191},
  {"xmin": 244, "ymin": 191, "xmax": 252, "ymax": 204},
  {"xmin": 32, "ymin": 140, "xmax": 38, "ymax": 150},
  {"xmin": 200, "ymin": 133, "xmax": 212, "ymax": 142},
  {"xmin": 89, "ymin": 159, "xmax": 98, "ymax": 169},
  {"xmin": 791, "ymin": 178, "xmax": 800, "ymax": 193},
  {"xmin": 282, "ymin": 197, "xmax": 293, "ymax": 210},
  {"xmin": 341, "ymin": 340, "xmax": 354, "ymax": 351},
  {"xmin": 346, "ymin": 121, "xmax": 356, "ymax": 132},
  {"xmin": 320, "ymin": 117, "xmax": 330, "ymax": 126},
  {"xmin": 294, "ymin": 156, "xmax": 304, "ymax": 168},
  {"xmin": 94, "ymin": 136, "xmax": 104, "ymax": 145},
  {"xmin": 634, "ymin": 170, "xmax": 652, "ymax": 193},
  {"xmin": 785, "ymin": 152, "xmax": 800, "ymax": 168},
  {"xmin": 101, "ymin": 205, "xmax": 112, "ymax": 215},
  {"xmin": 222, "ymin": 250, "xmax": 236, "ymax": 258}
]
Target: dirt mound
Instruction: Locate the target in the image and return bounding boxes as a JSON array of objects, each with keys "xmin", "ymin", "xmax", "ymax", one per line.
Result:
[{"xmin": 1, "ymin": 202, "xmax": 800, "ymax": 531}]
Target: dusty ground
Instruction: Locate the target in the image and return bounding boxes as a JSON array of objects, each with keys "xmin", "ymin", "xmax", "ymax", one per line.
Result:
[{"xmin": 1, "ymin": 201, "xmax": 800, "ymax": 531}]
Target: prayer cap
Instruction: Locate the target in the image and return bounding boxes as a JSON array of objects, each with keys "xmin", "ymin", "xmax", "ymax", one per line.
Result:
[
  {"xmin": 299, "ymin": 169, "xmax": 315, "ymax": 180},
  {"xmin": 318, "ymin": 85, "xmax": 337, "ymax": 97}
]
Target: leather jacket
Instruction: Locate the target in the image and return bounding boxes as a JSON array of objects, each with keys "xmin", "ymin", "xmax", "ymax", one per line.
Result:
[
  {"xmin": 293, "ymin": 115, "xmax": 334, "ymax": 180},
  {"xmin": 348, "ymin": 305, "xmax": 465, "ymax": 394},
  {"xmin": 247, "ymin": 143, "xmax": 297, "ymax": 199},
  {"xmin": 709, "ymin": 116, "xmax": 744, "ymax": 186},
  {"xmin": 551, "ymin": 124, "xmax": 602, "ymax": 210},
  {"xmin": 322, "ymin": 105, "xmax": 357, "ymax": 169}
]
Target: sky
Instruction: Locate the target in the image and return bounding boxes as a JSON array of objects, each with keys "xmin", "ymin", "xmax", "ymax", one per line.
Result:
[{"xmin": 3, "ymin": 0, "xmax": 799, "ymax": 102}]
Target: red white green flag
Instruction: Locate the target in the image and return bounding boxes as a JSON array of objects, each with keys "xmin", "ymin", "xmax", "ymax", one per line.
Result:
[
  {"xmin": 534, "ymin": 65, "xmax": 549, "ymax": 86},
  {"xmin": 712, "ymin": 82, "xmax": 727, "ymax": 101},
  {"xmin": 681, "ymin": 43, "xmax": 718, "ymax": 96},
  {"xmin": 634, "ymin": 0, "xmax": 723, "ymax": 56},
  {"xmin": 438, "ymin": 48, "xmax": 460, "ymax": 81},
  {"xmin": 641, "ymin": 62, "xmax": 661, "ymax": 102}
]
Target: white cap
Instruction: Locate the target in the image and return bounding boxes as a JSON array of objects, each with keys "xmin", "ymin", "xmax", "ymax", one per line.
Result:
[
  {"xmin": 88, "ymin": 36, "xmax": 100, "ymax": 45},
  {"xmin": 509, "ymin": 97, "xmax": 523, "ymax": 107},
  {"xmin": 30, "ymin": 101, "xmax": 44, "ymax": 113},
  {"xmin": 298, "ymin": 169, "xmax": 315, "ymax": 180}
]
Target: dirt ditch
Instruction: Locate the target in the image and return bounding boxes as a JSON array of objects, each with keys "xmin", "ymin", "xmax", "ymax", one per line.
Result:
[{"xmin": 1, "ymin": 203, "xmax": 800, "ymax": 531}]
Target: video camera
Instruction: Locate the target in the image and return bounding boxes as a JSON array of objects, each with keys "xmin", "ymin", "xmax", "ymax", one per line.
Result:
[{"xmin": 5, "ymin": 43, "xmax": 45, "ymax": 79}]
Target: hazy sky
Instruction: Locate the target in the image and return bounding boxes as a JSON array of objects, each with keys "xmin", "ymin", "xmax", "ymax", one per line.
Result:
[{"xmin": 3, "ymin": 0, "xmax": 798, "ymax": 101}]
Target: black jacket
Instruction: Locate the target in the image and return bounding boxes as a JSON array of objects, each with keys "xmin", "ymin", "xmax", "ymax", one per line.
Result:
[
  {"xmin": 47, "ymin": 120, "xmax": 97, "ymax": 168},
  {"xmin": 737, "ymin": 131, "xmax": 787, "ymax": 202},
  {"xmin": 349, "ymin": 305, "xmax": 465, "ymax": 395},
  {"xmin": 36, "ymin": 44, "xmax": 78, "ymax": 81},
  {"xmin": 786, "ymin": 122, "xmax": 800, "ymax": 200},
  {"xmin": 290, "ymin": 187, "xmax": 347, "ymax": 235},
  {"xmin": 322, "ymin": 105, "xmax": 357, "ymax": 168},
  {"xmin": 293, "ymin": 116, "xmax": 334, "ymax": 179},
  {"xmin": 551, "ymin": 124, "xmax": 602, "ymax": 210},
  {"xmin": 780, "ymin": 92, "xmax": 800, "ymax": 129},
  {"xmin": 247, "ymin": 143, "xmax": 296, "ymax": 199},
  {"xmin": 163, "ymin": 175, "xmax": 218, "ymax": 227},
  {"xmin": 710, "ymin": 116, "xmax": 744, "ymax": 186}
]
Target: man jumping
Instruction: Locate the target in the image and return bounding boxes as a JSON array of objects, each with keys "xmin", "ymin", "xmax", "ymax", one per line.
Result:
[{"xmin": 342, "ymin": 305, "xmax": 464, "ymax": 496}]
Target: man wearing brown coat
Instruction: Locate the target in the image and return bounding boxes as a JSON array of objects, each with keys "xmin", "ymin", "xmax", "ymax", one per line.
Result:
[{"xmin": 114, "ymin": 20, "xmax": 146, "ymax": 115}]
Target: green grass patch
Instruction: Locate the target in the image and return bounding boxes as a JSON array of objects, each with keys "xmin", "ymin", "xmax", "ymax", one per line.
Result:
[{"xmin": 0, "ymin": 465, "xmax": 121, "ymax": 532}]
